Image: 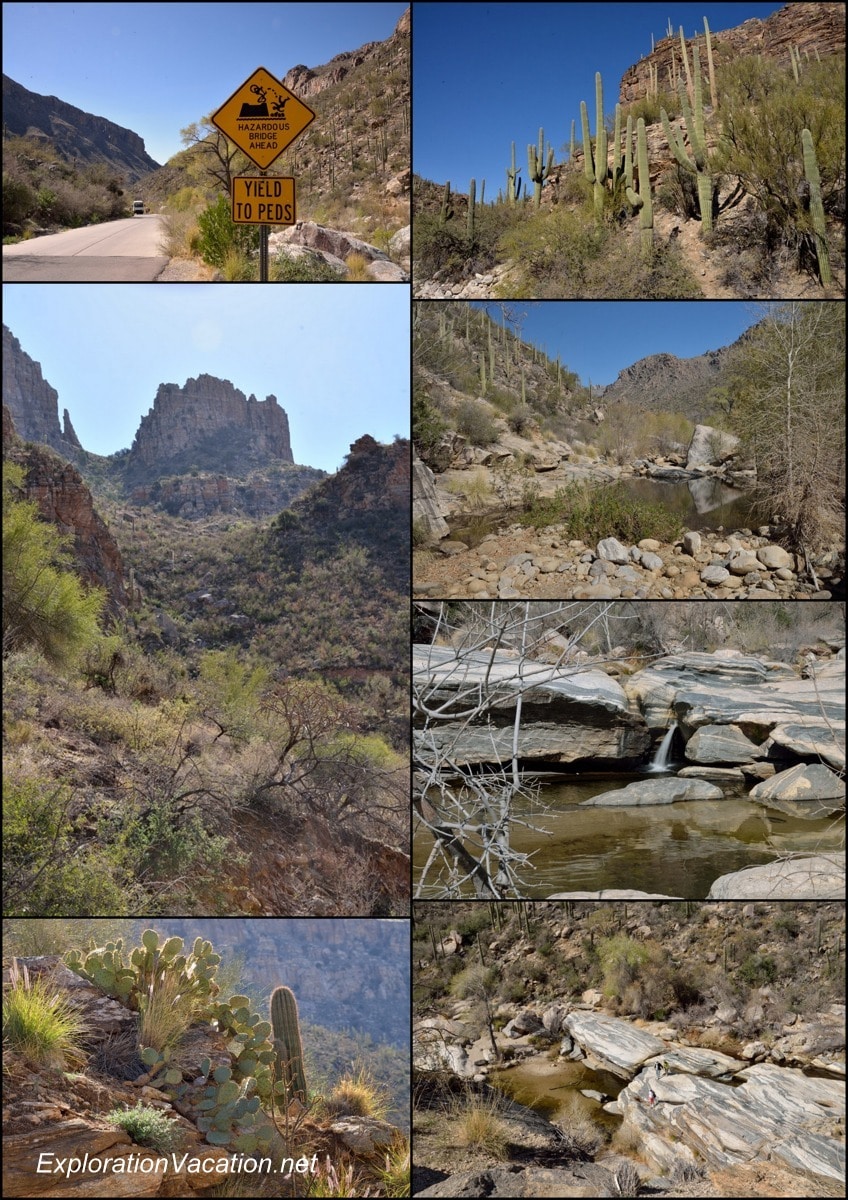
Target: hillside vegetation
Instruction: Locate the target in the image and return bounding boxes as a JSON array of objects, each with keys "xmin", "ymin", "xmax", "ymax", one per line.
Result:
[{"xmin": 414, "ymin": 18, "xmax": 844, "ymax": 299}]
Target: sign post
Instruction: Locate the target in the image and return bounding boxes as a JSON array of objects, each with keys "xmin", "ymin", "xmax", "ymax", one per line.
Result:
[{"xmin": 211, "ymin": 68, "xmax": 316, "ymax": 282}]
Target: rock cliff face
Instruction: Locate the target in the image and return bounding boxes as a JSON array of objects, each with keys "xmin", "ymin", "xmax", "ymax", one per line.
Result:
[
  {"xmin": 2, "ymin": 325, "xmax": 82, "ymax": 459},
  {"xmin": 2, "ymin": 74, "xmax": 160, "ymax": 182},
  {"xmin": 3, "ymin": 407, "xmax": 126, "ymax": 612},
  {"xmin": 126, "ymin": 375, "xmax": 294, "ymax": 479},
  {"xmin": 128, "ymin": 464, "xmax": 325, "ymax": 520},
  {"xmin": 151, "ymin": 919, "xmax": 410, "ymax": 1047},
  {"xmin": 618, "ymin": 2, "xmax": 846, "ymax": 106}
]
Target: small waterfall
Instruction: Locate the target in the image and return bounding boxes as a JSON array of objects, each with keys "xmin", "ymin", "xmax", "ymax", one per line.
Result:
[{"xmin": 648, "ymin": 723, "xmax": 677, "ymax": 773}]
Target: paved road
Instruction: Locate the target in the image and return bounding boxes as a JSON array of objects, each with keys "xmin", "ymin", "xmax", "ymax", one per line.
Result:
[{"xmin": 2, "ymin": 215, "xmax": 170, "ymax": 281}]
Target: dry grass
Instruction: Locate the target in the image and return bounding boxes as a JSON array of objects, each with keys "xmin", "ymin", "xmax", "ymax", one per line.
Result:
[
  {"xmin": 138, "ymin": 968, "xmax": 204, "ymax": 1056},
  {"xmin": 449, "ymin": 1090, "xmax": 509, "ymax": 1159}
]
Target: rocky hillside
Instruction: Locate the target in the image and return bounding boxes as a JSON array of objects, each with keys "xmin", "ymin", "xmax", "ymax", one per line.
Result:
[
  {"xmin": 2, "ymin": 74, "xmax": 160, "ymax": 182},
  {"xmin": 2, "ymin": 325, "xmax": 83, "ymax": 460},
  {"xmin": 619, "ymin": 1, "xmax": 846, "ymax": 105}
]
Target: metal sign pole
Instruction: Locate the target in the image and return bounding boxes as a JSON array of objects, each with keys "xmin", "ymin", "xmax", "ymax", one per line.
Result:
[{"xmin": 259, "ymin": 170, "xmax": 268, "ymax": 282}]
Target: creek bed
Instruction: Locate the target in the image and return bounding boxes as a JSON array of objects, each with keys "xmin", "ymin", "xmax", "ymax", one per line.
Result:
[
  {"xmin": 413, "ymin": 771, "xmax": 844, "ymax": 899},
  {"xmin": 448, "ymin": 475, "xmax": 763, "ymax": 547},
  {"xmin": 489, "ymin": 1056, "xmax": 625, "ymax": 1131}
]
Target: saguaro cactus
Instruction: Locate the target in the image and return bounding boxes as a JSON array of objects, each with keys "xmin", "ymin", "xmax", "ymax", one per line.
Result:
[
  {"xmin": 506, "ymin": 141, "xmax": 521, "ymax": 206},
  {"xmin": 801, "ymin": 128, "xmax": 832, "ymax": 285},
  {"xmin": 580, "ymin": 72, "xmax": 608, "ymax": 222},
  {"xmin": 527, "ymin": 126, "xmax": 554, "ymax": 209},
  {"xmin": 467, "ymin": 179, "xmax": 476, "ymax": 239},
  {"xmin": 661, "ymin": 44, "xmax": 714, "ymax": 232},
  {"xmin": 625, "ymin": 118, "xmax": 654, "ymax": 259},
  {"xmin": 269, "ymin": 986, "xmax": 308, "ymax": 1104},
  {"xmin": 439, "ymin": 181, "xmax": 453, "ymax": 224}
]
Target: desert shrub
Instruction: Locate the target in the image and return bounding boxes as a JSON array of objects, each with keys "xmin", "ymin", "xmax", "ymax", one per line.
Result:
[
  {"xmin": 450, "ymin": 963, "xmax": 497, "ymax": 1000},
  {"xmin": 270, "ymin": 251, "xmax": 341, "ymax": 281},
  {"xmin": 2, "ymin": 173, "xmax": 37, "ymax": 228},
  {"xmin": 412, "ymin": 385, "xmax": 449, "ymax": 465},
  {"xmin": 325, "ymin": 1063, "xmax": 389, "ymax": 1121},
  {"xmin": 195, "ymin": 194, "xmax": 258, "ymax": 268},
  {"xmin": 106, "ymin": 1105, "xmax": 183, "ymax": 1153},
  {"xmin": 496, "ymin": 207, "xmax": 701, "ymax": 299},
  {"xmin": 556, "ymin": 1093, "xmax": 605, "ymax": 1157},
  {"xmin": 737, "ymin": 954, "xmax": 778, "ymax": 988},
  {"xmin": 507, "ymin": 406, "xmax": 534, "ymax": 435},
  {"xmin": 3, "ymin": 962, "xmax": 87, "ymax": 1068},
  {"xmin": 611, "ymin": 1157, "xmax": 642, "ymax": 1196},
  {"xmin": 454, "ymin": 400, "xmax": 498, "ymax": 446},
  {"xmin": 597, "ymin": 935, "xmax": 652, "ymax": 1000}
]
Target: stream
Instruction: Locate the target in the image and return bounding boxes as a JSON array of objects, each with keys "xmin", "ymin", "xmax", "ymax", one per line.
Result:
[
  {"xmin": 413, "ymin": 772, "xmax": 845, "ymax": 899},
  {"xmin": 449, "ymin": 475, "xmax": 763, "ymax": 547},
  {"xmin": 489, "ymin": 1056, "xmax": 625, "ymax": 1131}
]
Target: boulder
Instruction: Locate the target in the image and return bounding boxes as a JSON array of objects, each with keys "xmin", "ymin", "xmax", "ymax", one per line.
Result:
[
  {"xmin": 541, "ymin": 1004, "xmax": 568, "ymax": 1036},
  {"xmin": 749, "ymin": 763, "xmax": 845, "ymax": 818},
  {"xmin": 707, "ymin": 853, "xmax": 845, "ymax": 899},
  {"xmin": 504, "ymin": 1009, "xmax": 545, "ymax": 1037},
  {"xmin": 412, "ymin": 451, "xmax": 450, "ymax": 540},
  {"xmin": 682, "ymin": 531, "xmax": 701, "ymax": 555},
  {"xmin": 756, "ymin": 545, "xmax": 794, "ymax": 570},
  {"xmin": 647, "ymin": 1046, "xmax": 744, "ymax": 1078},
  {"xmin": 686, "ymin": 424, "xmax": 740, "ymax": 469},
  {"xmin": 596, "ymin": 537, "xmax": 631, "ymax": 564},
  {"xmin": 580, "ymin": 777, "xmax": 723, "ymax": 806},
  {"xmin": 684, "ymin": 724, "xmax": 761, "ymax": 764},
  {"xmin": 564, "ymin": 1011, "xmax": 665, "ymax": 1077},
  {"xmin": 677, "ymin": 766, "xmax": 746, "ymax": 784}
]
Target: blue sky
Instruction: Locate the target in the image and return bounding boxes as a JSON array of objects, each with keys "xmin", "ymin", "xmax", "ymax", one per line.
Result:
[
  {"xmin": 2, "ymin": 2, "xmax": 408, "ymax": 164},
  {"xmin": 473, "ymin": 300, "xmax": 766, "ymax": 386},
  {"xmin": 413, "ymin": 2, "xmax": 784, "ymax": 193},
  {"xmin": 2, "ymin": 284, "xmax": 409, "ymax": 472}
]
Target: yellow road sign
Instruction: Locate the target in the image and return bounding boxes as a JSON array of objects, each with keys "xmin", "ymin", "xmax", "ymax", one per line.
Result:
[
  {"xmin": 232, "ymin": 177, "xmax": 296, "ymax": 224},
  {"xmin": 211, "ymin": 67, "xmax": 316, "ymax": 170}
]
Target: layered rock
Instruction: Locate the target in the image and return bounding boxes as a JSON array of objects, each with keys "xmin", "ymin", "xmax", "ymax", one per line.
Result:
[
  {"xmin": 128, "ymin": 464, "xmax": 324, "ymax": 521},
  {"xmin": 413, "ymin": 450, "xmax": 450, "ymax": 540},
  {"xmin": 707, "ymin": 853, "xmax": 845, "ymax": 899},
  {"xmin": 618, "ymin": 3, "xmax": 846, "ymax": 107},
  {"xmin": 579, "ymin": 776, "xmax": 723, "ymax": 806},
  {"xmin": 2, "ymin": 325, "xmax": 82, "ymax": 459},
  {"xmin": 748, "ymin": 763, "xmax": 845, "ymax": 818},
  {"xmin": 413, "ymin": 645, "xmax": 651, "ymax": 767},
  {"xmin": 127, "ymin": 375, "xmax": 293, "ymax": 478},
  {"xmin": 2, "ymin": 73, "xmax": 160, "ymax": 182},
  {"xmin": 563, "ymin": 1011, "xmax": 665, "ymax": 1077}
]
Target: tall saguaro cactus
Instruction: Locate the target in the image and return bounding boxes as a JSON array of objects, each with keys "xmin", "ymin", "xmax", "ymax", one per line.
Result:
[
  {"xmin": 801, "ymin": 128, "xmax": 832, "ymax": 285},
  {"xmin": 661, "ymin": 44, "xmax": 714, "ymax": 233},
  {"xmin": 269, "ymin": 986, "xmax": 308, "ymax": 1104},
  {"xmin": 625, "ymin": 118, "xmax": 654, "ymax": 259},
  {"xmin": 506, "ymin": 141, "xmax": 521, "ymax": 206},
  {"xmin": 527, "ymin": 127, "xmax": 554, "ymax": 209},
  {"xmin": 467, "ymin": 179, "xmax": 476, "ymax": 239},
  {"xmin": 580, "ymin": 72, "xmax": 608, "ymax": 223}
]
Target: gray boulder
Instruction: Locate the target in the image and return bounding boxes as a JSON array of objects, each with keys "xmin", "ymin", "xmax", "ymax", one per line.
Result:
[
  {"xmin": 684, "ymin": 724, "xmax": 761, "ymax": 764},
  {"xmin": 564, "ymin": 1011, "xmax": 665, "ymax": 1077},
  {"xmin": 707, "ymin": 853, "xmax": 845, "ymax": 899},
  {"xmin": 748, "ymin": 763, "xmax": 845, "ymax": 819},
  {"xmin": 686, "ymin": 424, "xmax": 740, "ymax": 469},
  {"xmin": 580, "ymin": 777, "xmax": 723, "ymax": 806},
  {"xmin": 412, "ymin": 451, "xmax": 450, "ymax": 541},
  {"xmin": 596, "ymin": 537, "xmax": 631, "ymax": 564}
]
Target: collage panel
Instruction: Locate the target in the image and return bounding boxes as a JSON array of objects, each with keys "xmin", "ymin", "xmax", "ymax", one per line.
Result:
[
  {"xmin": 4, "ymin": 917, "xmax": 411, "ymax": 1194},
  {"xmin": 412, "ymin": 899, "xmax": 846, "ymax": 1197}
]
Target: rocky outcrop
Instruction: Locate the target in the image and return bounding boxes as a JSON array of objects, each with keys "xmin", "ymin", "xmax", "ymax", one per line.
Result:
[
  {"xmin": 686, "ymin": 424, "xmax": 741, "ymax": 470},
  {"xmin": 413, "ymin": 450, "xmax": 450, "ymax": 540},
  {"xmin": 748, "ymin": 763, "xmax": 845, "ymax": 818},
  {"xmin": 2, "ymin": 325, "xmax": 82, "ymax": 459},
  {"xmin": 684, "ymin": 724, "xmax": 761, "ymax": 764},
  {"xmin": 2, "ymin": 73, "xmax": 160, "ymax": 182},
  {"xmin": 413, "ymin": 645, "xmax": 651, "ymax": 768},
  {"xmin": 127, "ymin": 375, "xmax": 293, "ymax": 477},
  {"xmin": 282, "ymin": 6, "xmax": 409, "ymax": 99},
  {"xmin": 415, "ymin": 1165, "xmax": 618, "ymax": 1197},
  {"xmin": 618, "ymin": 3, "xmax": 846, "ymax": 107},
  {"xmin": 563, "ymin": 1012, "xmax": 665, "ymax": 1078},
  {"xmin": 271, "ymin": 222, "xmax": 410, "ymax": 280},
  {"xmin": 625, "ymin": 651, "xmax": 845, "ymax": 770}
]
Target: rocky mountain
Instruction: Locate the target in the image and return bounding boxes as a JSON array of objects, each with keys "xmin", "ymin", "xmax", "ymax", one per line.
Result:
[
  {"xmin": 150, "ymin": 918, "xmax": 409, "ymax": 1048},
  {"xmin": 283, "ymin": 6, "xmax": 409, "ymax": 100},
  {"xmin": 2, "ymin": 74, "xmax": 160, "ymax": 182},
  {"xmin": 126, "ymin": 375, "xmax": 293, "ymax": 477},
  {"xmin": 2, "ymin": 325, "xmax": 82, "ymax": 461},
  {"xmin": 3, "ymin": 405, "xmax": 127, "ymax": 613},
  {"xmin": 619, "ymin": 2, "xmax": 846, "ymax": 106}
]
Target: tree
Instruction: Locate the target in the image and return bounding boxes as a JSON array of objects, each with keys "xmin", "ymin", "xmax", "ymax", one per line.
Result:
[
  {"xmin": 2, "ymin": 464, "xmax": 104, "ymax": 667},
  {"xmin": 179, "ymin": 118, "xmax": 251, "ymax": 195},
  {"xmin": 413, "ymin": 601, "xmax": 622, "ymax": 899},
  {"xmin": 726, "ymin": 302, "xmax": 845, "ymax": 554}
]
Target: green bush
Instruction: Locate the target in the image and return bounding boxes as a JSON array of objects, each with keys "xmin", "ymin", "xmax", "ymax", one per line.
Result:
[
  {"xmin": 2, "ymin": 174, "xmax": 37, "ymax": 227},
  {"xmin": 455, "ymin": 399, "xmax": 498, "ymax": 446},
  {"xmin": 195, "ymin": 194, "xmax": 258, "ymax": 268},
  {"xmin": 3, "ymin": 965, "xmax": 87, "ymax": 1068},
  {"xmin": 106, "ymin": 1105, "xmax": 184, "ymax": 1153},
  {"xmin": 737, "ymin": 954, "xmax": 778, "ymax": 987},
  {"xmin": 270, "ymin": 252, "xmax": 342, "ymax": 281}
]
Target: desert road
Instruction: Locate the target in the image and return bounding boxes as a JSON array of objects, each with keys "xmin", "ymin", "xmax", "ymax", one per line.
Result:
[{"xmin": 2, "ymin": 215, "xmax": 170, "ymax": 281}]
